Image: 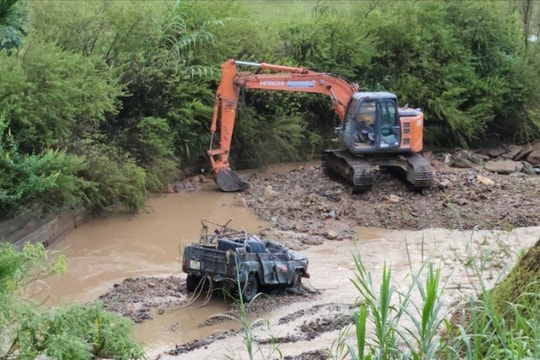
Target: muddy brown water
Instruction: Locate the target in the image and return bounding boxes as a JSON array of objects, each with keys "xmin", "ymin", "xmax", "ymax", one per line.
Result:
[
  {"xmin": 38, "ymin": 167, "xmax": 540, "ymax": 359},
  {"xmin": 39, "ymin": 185, "xmax": 266, "ymax": 350}
]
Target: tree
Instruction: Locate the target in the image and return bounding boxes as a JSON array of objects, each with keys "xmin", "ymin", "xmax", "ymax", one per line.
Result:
[{"xmin": 351, "ymin": 0, "xmax": 540, "ymax": 146}]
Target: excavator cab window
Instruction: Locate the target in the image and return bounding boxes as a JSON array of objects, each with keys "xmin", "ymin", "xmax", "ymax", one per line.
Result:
[
  {"xmin": 378, "ymin": 100, "xmax": 400, "ymax": 148},
  {"xmin": 354, "ymin": 100, "xmax": 376, "ymax": 145},
  {"xmin": 343, "ymin": 98, "xmax": 358, "ymax": 127}
]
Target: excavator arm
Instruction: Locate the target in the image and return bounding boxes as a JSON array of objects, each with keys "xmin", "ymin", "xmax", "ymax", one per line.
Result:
[{"xmin": 208, "ymin": 59, "xmax": 359, "ymax": 191}]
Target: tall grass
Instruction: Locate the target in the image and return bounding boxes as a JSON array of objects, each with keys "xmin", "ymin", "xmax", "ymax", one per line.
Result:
[
  {"xmin": 212, "ymin": 256, "xmax": 281, "ymax": 360},
  {"xmin": 343, "ymin": 252, "xmax": 446, "ymax": 360},
  {"xmin": 338, "ymin": 241, "xmax": 540, "ymax": 360}
]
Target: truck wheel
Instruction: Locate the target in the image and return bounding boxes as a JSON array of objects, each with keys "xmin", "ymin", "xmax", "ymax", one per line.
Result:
[
  {"xmin": 242, "ymin": 274, "xmax": 258, "ymax": 303},
  {"xmin": 186, "ymin": 274, "xmax": 202, "ymax": 292},
  {"xmin": 293, "ymin": 271, "xmax": 303, "ymax": 288}
]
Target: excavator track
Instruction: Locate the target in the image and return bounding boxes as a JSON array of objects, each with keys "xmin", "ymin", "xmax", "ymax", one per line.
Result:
[
  {"xmin": 322, "ymin": 150, "xmax": 374, "ymax": 193},
  {"xmin": 404, "ymin": 153, "xmax": 434, "ymax": 190},
  {"xmin": 322, "ymin": 150, "xmax": 434, "ymax": 193}
]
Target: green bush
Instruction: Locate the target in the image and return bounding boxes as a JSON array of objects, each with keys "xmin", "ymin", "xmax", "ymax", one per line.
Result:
[
  {"xmin": 134, "ymin": 117, "xmax": 178, "ymax": 192},
  {"xmin": 0, "ymin": 41, "xmax": 121, "ymax": 153},
  {"xmin": 72, "ymin": 138, "xmax": 147, "ymax": 213},
  {"xmin": 0, "ymin": 117, "xmax": 91, "ymax": 219},
  {"xmin": 228, "ymin": 104, "xmax": 309, "ymax": 170},
  {"xmin": 359, "ymin": 1, "xmax": 539, "ymax": 146}
]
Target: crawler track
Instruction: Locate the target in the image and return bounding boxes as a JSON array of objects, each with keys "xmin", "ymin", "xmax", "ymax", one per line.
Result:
[
  {"xmin": 321, "ymin": 150, "xmax": 434, "ymax": 192},
  {"xmin": 405, "ymin": 153, "xmax": 434, "ymax": 190}
]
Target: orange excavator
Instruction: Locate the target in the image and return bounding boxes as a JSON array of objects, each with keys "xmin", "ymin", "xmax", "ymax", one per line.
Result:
[{"xmin": 208, "ymin": 59, "xmax": 434, "ymax": 193}]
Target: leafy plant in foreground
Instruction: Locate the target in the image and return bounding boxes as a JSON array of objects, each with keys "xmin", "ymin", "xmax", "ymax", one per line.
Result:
[
  {"xmin": 340, "ymin": 234, "xmax": 540, "ymax": 360},
  {"xmin": 0, "ymin": 242, "xmax": 144, "ymax": 359}
]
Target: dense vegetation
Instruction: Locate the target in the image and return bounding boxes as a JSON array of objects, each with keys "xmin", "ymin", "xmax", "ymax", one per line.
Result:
[
  {"xmin": 1, "ymin": 2, "xmax": 539, "ymax": 357},
  {"xmin": 0, "ymin": 0, "xmax": 539, "ymax": 219}
]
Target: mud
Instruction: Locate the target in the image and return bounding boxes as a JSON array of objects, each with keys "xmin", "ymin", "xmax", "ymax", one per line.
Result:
[
  {"xmin": 240, "ymin": 157, "xmax": 540, "ymax": 237},
  {"xmin": 80, "ymin": 153, "xmax": 540, "ymax": 359},
  {"xmin": 98, "ymin": 276, "xmax": 318, "ymax": 325}
]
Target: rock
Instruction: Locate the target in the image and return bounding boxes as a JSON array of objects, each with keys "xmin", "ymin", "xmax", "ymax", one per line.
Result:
[
  {"xmin": 453, "ymin": 158, "xmax": 474, "ymax": 168},
  {"xmin": 446, "ymin": 149, "xmax": 482, "ymax": 168},
  {"xmin": 520, "ymin": 161, "xmax": 535, "ymax": 175},
  {"xmin": 437, "ymin": 178, "xmax": 452, "ymax": 188},
  {"xmin": 501, "ymin": 144, "xmax": 522, "ymax": 160},
  {"xmin": 525, "ymin": 141, "xmax": 540, "ymax": 166},
  {"xmin": 513, "ymin": 143, "xmax": 533, "ymax": 161},
  {"xmin": 385, "ymin": 194, "xmax": 401, "ymax": 203},
  {"xmin": 234, "ymin": 197, "xmax": 248, "ymax": 208},
  {"xmin": 325, "ymin": 230, "xmax": 338, "ymax": 240},
  {"xmin": 264, "ymin": 185, "xmax": 281, "ymax": 197},
  {"xmin": 477, "ymin": 174, "xmax": 495, "ymax": 186},
  {"xmin": 487, "ymin": 146, "xmax": 506, "ymax": 157},
  {"xmin": 443, "ymin": 153, "xmax": 452, "ymax": 164},
  {"xmin": 471, "ymin": 151, "xmax": 490, "ymax": 161},
  {"xmin": 484, "ymin": 160, "xmax": 521, "ymax": 174},
  {"xmin": 302, "ymin": 236, "xmax": 324, "ymax": 246}
]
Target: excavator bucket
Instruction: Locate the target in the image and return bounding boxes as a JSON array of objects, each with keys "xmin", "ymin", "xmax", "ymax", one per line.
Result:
[{"xmin": 216, "ymin": 168, "xmax": 250, "ymax": 192}]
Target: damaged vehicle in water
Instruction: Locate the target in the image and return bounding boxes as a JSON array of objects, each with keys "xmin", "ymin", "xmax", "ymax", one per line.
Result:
[{"xmin": 181, "ymin": 219, "xmax": 310, "ymax": 302}]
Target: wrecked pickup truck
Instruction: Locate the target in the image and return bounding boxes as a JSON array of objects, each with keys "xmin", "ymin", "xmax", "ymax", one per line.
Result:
[{"xmin": 181, "ymin": 219, "xmax": 309, "ymax": 302}]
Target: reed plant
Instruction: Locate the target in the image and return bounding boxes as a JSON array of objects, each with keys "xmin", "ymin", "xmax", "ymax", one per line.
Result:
[
  {"xmin": 341, "ymin": 250, "xmax": 446, "ymax": 360},
  {"xmin": 214, "ymin": 256, "xmax": 281, "ymax": 360},
  {"xmin": 337, "ymin": 238, "xmax": 540, "ymax": 360}
]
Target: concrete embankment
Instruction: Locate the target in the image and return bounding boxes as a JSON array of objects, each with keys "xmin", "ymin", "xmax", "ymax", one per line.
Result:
[{"xmin": 0, "ymin": 208, "xmax": 89, "ymax": 248}]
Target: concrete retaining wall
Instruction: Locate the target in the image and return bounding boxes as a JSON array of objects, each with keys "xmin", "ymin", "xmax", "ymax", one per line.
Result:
[{"xmin": 0, "ymin": 208, "xmax": 89, "ymax": 248}]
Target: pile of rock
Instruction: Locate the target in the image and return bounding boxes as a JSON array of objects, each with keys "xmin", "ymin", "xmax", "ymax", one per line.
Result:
[{"xmin": 440, "ymin": 141, "xmax": 540, "ymax": 175}]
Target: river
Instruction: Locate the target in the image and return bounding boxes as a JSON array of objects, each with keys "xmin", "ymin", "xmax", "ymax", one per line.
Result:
[{"xmin": 38, "ymin": 184, "xmax": 266, "ymax": 350}]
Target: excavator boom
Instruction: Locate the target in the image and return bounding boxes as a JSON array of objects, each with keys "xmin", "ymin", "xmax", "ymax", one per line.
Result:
[{"xmin": 208, "ymin": 59, "xmax": 358, "ymax": 191}]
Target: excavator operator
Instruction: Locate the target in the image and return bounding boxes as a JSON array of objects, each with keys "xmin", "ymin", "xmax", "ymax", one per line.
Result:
[{"xmin": 355, "ymin": 101, "xmax": 375, "ymax": 145}]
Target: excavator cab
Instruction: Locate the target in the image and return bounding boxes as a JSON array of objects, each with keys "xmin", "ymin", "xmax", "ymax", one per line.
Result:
[{"xmin": 338, "ymin": 92, "xmax": 402, "ymax": 154}]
